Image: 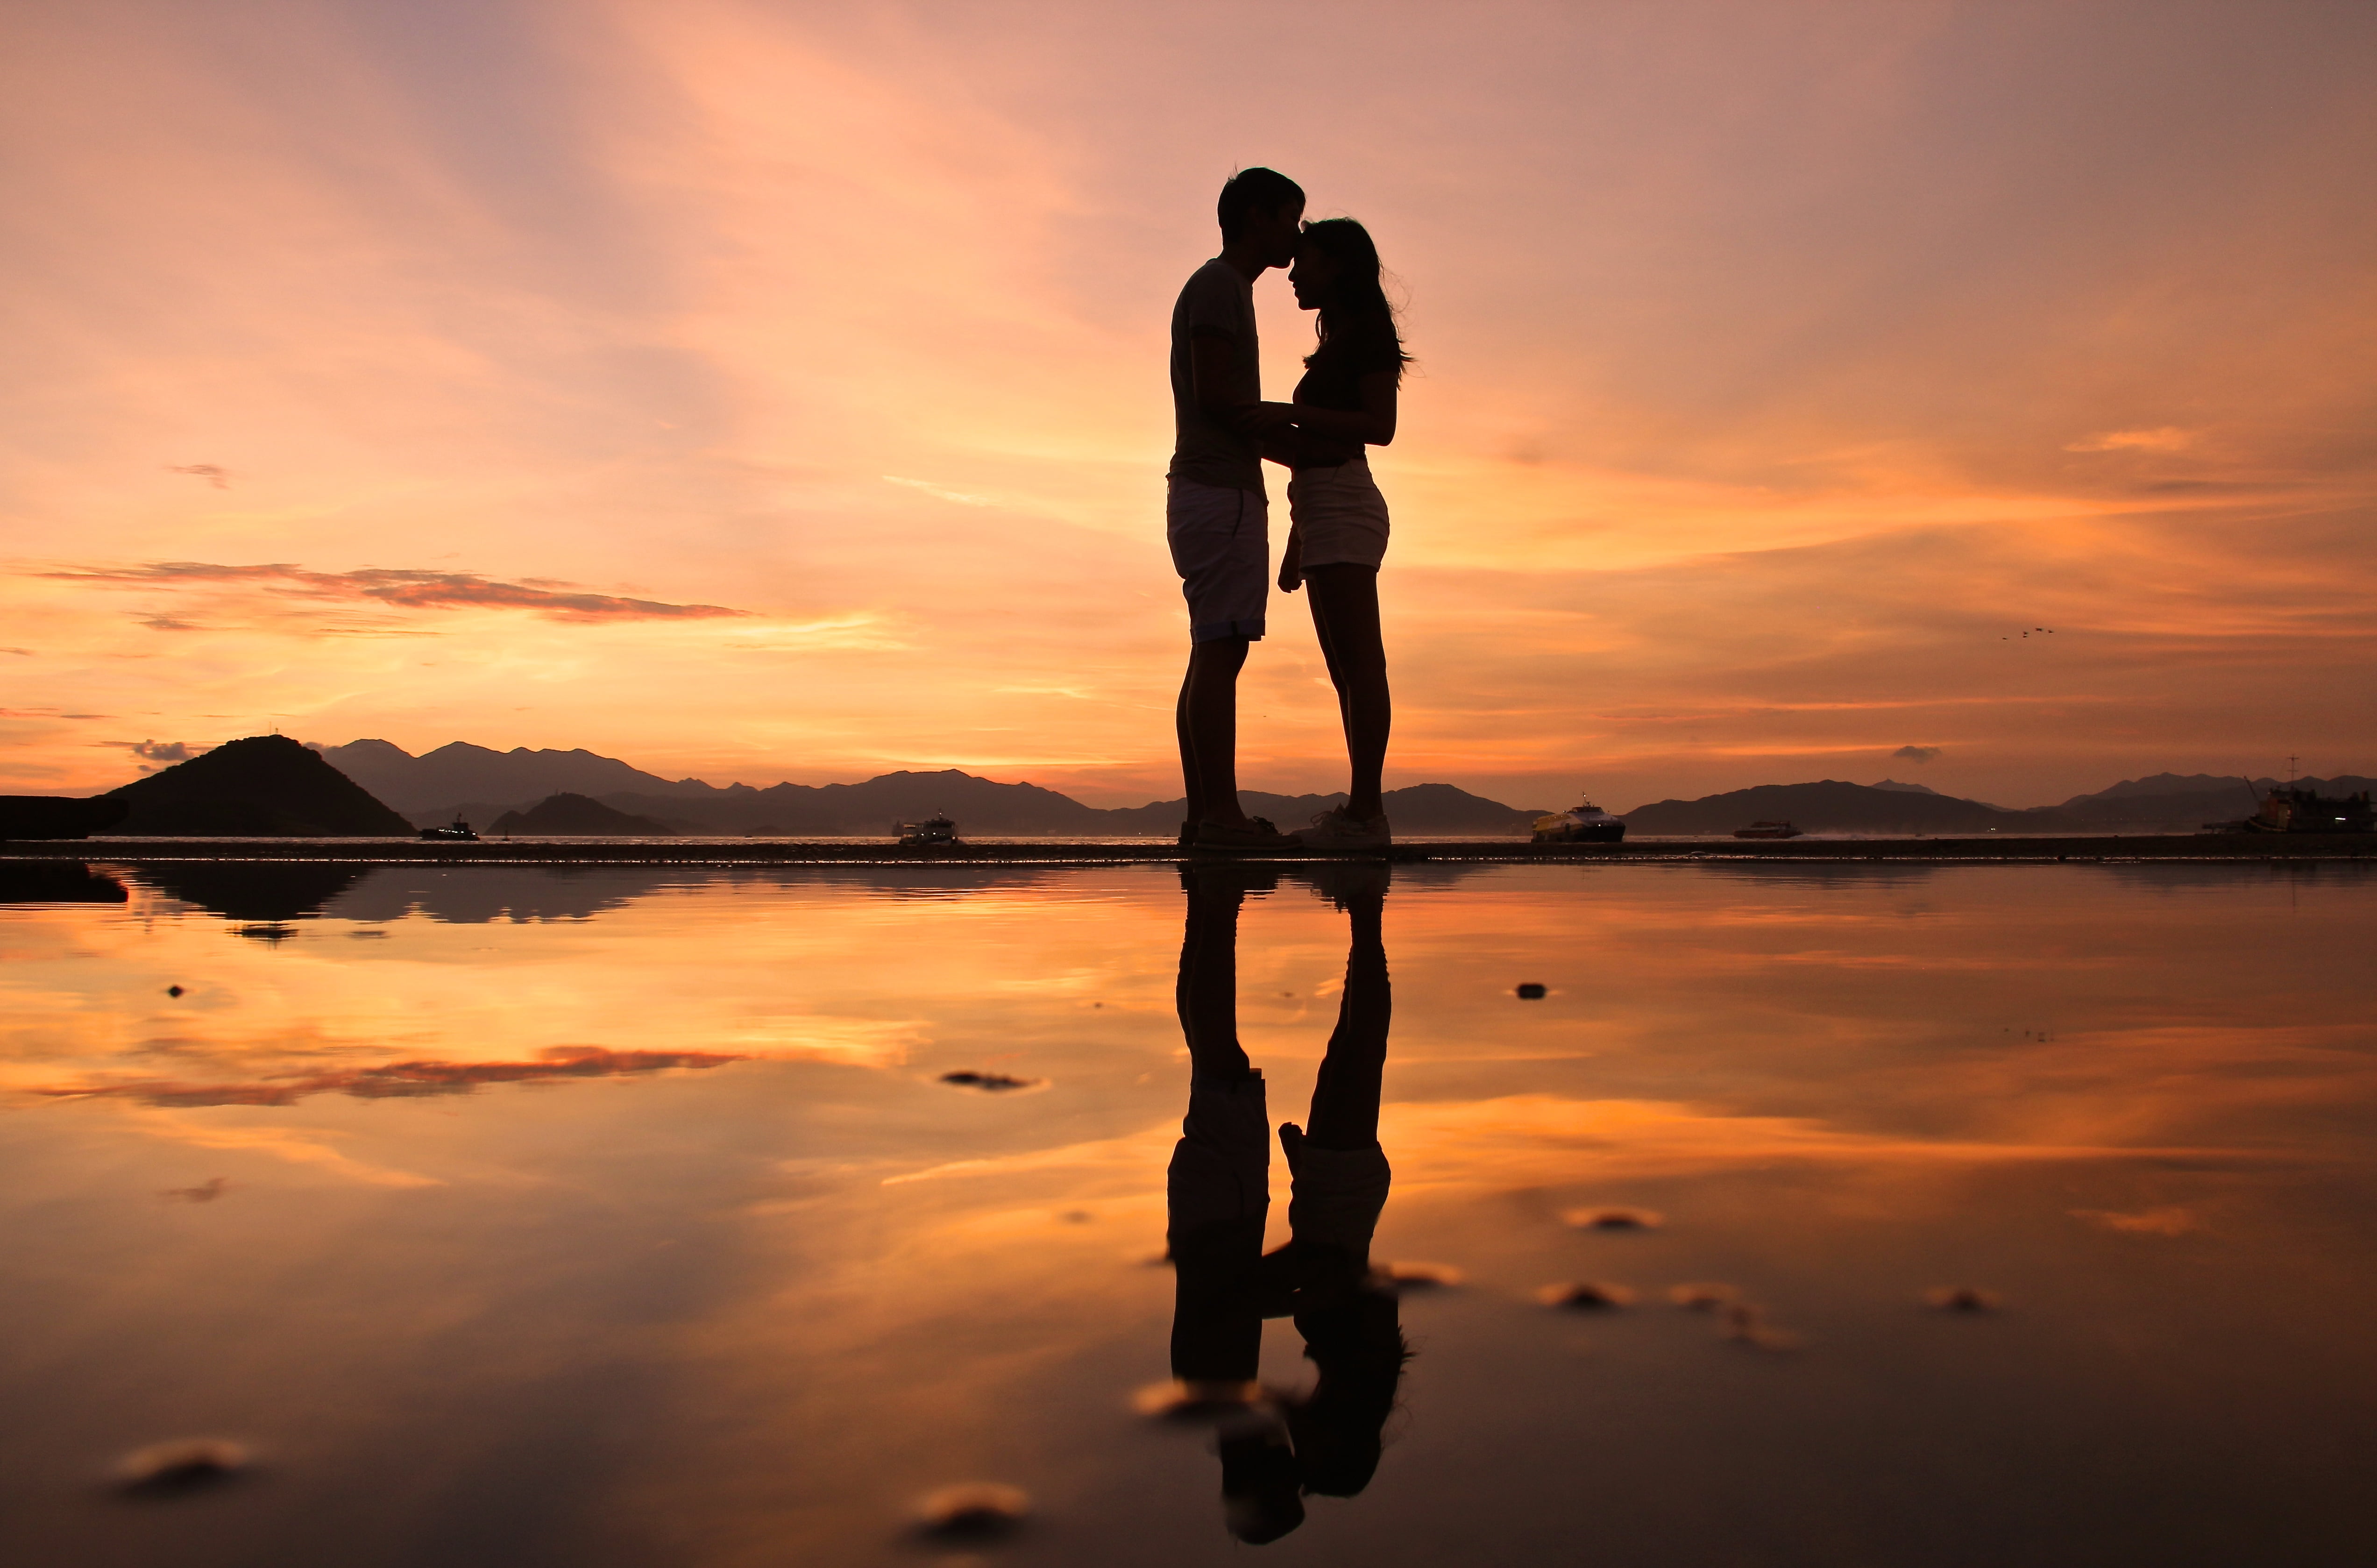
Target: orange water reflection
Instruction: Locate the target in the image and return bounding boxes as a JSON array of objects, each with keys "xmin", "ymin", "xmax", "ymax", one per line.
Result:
[{"xmin": 1, "ymin": 860, "xmax": 2372, "ymax": 1566}]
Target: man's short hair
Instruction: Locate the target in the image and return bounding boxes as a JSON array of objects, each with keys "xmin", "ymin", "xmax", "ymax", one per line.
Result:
[{"xmin": 1218, "ymin": 168, "xmax": 1306, "ymax": 241}]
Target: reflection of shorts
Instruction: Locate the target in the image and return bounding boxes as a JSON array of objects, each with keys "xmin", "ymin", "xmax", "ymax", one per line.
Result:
[
  {"xmin": 1167, "ymin": 1072, "xmax": 1271, "ymax": 1232},
  {"xmin": 1288, "ymin": 1141, "xmax": 1392, "ymax": 1254},
  {"xmin": 1167, "ymin": 478, "xmax": 1269, "ymax": 643},
  {"xmin": 1286, "ymin": 456, "xmax": 1389, "ymax": 570}
]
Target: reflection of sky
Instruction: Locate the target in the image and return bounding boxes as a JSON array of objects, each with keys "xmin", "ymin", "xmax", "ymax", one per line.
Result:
[{"xmin": 3, "ymin": 863, "xmax": 2374, "ymax": 1564}]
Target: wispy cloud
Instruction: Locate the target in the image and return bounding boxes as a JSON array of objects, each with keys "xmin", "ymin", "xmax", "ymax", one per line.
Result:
[
  {"xmin": 883, "ymin": 476, "xmax": 995, "ymax": 507},
  {"xmin": 2066, "ymin": 428, "xmax": 2197, "ymax": 454},
  {"xmin": 1893, "ymin": 744, "xmax": 1942, "ymax": 763},
  {"xmin": 50, "ymin": 563, "xmax": 751, "ymax": 624}
]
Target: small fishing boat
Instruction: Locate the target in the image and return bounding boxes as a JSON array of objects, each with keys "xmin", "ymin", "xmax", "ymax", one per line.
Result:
[
  {"xmin": 419, "ymin": 816, "xmax": 478, "ymax": 842},
  {"xmin": 1533, "ymin": 798, "xmax": 1626, "ymax": 844},
  {"xmin": 897, "ymin": 814, "xmax": 959, "ymax": 847},
  {"xmin": 1733, "ymin": 820, "xmax": 1802, "ymax": 840}
]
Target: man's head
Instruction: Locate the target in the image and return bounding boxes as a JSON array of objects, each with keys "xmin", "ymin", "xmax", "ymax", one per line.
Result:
[{"xmin": 1218, "ymin": 167, "xmax": 1306, "ymax": 269}]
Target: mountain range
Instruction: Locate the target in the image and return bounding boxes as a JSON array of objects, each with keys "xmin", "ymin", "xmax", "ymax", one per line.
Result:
[{"xmin": 305, "ymin": 740, "xmax": 2368, "ymax": 837}]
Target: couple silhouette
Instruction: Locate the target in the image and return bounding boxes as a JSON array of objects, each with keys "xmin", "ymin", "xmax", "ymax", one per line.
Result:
[
  {"xmin": 1168, "ymin": 167, "xmax": 1410, "ymax": 853},
  {"xmin": 1163, "ymin": 862, "xmax": 1407, "ymax": 1544}
]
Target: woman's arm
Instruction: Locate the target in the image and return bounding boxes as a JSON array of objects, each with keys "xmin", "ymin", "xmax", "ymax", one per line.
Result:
[{"xmin": 1278, "ymin": 370, "xmax": 1398, "ymax": 447}]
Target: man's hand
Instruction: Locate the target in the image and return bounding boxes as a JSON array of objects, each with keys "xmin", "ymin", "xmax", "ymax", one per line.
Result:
[
  {"xmin": 1240, "ymin": 401, "xmax": 1300, "ymax": 437},
  {"xmin": 1278, "ymin": 530, "xmax": 1304, "ymax": 594}
]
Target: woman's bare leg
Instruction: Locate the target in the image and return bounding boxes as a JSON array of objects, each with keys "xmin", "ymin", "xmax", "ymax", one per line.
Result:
[{"xmin": 1303, "ymin": 565, "xmax": 1391, "ymax": 820}]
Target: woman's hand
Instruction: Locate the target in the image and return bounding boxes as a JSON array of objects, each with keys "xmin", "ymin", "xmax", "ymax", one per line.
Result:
[{"xmin": 1278, "ymin": 529, "xmax": 1304, "ymax": 594}]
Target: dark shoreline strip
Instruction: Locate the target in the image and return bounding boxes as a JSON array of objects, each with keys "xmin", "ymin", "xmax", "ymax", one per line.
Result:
[{"xmin": 1, "ymin": 834, "xmax": 2369, "ymax": 866}]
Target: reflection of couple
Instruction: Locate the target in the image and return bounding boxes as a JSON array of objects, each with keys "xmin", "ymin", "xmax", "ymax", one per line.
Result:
[
  {"xmin": 1165, "ymin": 865, "xmax": 1406, "ymax": 1544},
  {"xmin": 1169, "ymin": 167, "xmax": 1409, "ymax": 852}
]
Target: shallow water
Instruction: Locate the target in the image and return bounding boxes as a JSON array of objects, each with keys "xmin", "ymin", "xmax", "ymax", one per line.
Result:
[{"xmin": 3, "ymin": 859, "xmax": 2371, "ymax": 1566}]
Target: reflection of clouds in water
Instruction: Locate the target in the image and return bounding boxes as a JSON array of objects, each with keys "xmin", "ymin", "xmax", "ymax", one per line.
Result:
[{"xmin": 37, "ymin": 1044, "xmax": 744, "ymax": 1107}]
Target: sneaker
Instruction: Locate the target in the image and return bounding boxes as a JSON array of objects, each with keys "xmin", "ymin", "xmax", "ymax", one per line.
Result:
[
  {"xmin": 1191, "ymin": 816, "xmax": 1294, "ymax": 851},
  {"xmin": 1299, "ymin": 806, "xmax": 1391, "ymax": 851}
]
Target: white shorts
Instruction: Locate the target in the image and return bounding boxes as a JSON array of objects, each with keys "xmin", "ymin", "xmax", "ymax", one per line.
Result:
[
  {"xmin": 1287, "ymin": 455, "xmax": 1390, "ymax": 571},
  {"xmin": 1166, "ymin": 478, "xmax": 1269, "ymax": 643}
]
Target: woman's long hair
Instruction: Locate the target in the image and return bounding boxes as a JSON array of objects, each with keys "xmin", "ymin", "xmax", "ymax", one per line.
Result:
[{"xmin": 1301, "ymin": 217, "xmax": 1411, "ymax": 382}]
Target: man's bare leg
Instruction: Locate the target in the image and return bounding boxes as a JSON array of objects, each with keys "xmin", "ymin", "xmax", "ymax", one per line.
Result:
[{"xmin": 1180, "ymin": 638, "xmax": 1254, "ymax": 829}]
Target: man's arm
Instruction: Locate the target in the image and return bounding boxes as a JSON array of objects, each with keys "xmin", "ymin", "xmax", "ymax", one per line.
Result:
[
  {"xmin": 1275, "ymin": 370, "xmax": 1398, "ymax": 447},
  {"xmin": 1191, "ymin": 328, "xmax": 1295, "ymax": 437}
]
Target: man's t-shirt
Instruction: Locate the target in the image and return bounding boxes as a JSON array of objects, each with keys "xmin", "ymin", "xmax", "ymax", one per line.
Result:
[{"xmin": 1167, "ymin": 257, "xmax": 1264, "ymax": 497}]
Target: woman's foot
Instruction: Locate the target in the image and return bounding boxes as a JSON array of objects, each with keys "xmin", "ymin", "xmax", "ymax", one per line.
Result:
[{"xmin": 1299, "ymin": 805, "xmax": 1391, "ymax": 851}]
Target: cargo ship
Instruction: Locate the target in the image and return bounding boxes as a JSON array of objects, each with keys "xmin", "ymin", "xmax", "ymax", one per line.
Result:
[
  {"xmin": 2213, "ymin": 786, "xmax": 2376, "ymax": 835},
  {"xmin": 1733, "ymin": 820, "xmax": 1803, "ymax": 840}
]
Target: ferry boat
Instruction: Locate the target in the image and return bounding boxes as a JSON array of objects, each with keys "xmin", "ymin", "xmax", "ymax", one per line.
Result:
[
  {"xmin": 1533, "ymin": 798, "xmax": 1626, "ymax": 844},
  {"xmin": 1733, "ymin": 820, "xmax": 1803, "ymax": 840},
  {"xmin": 419, "ymin": 816, "xmax": 478, "ymax": 842},
  {"xmin": 897, "ymin": 814, "xmax": 959, "ymax": 847}
]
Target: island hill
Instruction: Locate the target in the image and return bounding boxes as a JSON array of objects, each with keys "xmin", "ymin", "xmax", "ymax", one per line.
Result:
[{"xmin": 6, "ymin": 734, "xmax": 2367, "ymax": 841}]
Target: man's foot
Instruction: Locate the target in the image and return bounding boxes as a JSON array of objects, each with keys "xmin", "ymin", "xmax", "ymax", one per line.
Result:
[
  {"xmin": 1191, "ymin": 816, "xmax": 1294, "ymax": 852},
  {"xmin": 1299, "ymin": 806, "xmax": 1391, "ymax": 851}
]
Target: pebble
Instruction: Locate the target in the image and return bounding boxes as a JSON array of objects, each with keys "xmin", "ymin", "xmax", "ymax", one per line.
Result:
[
  {"xmin": 114, "ymin": 1438, "xmax": 249, "ymax": 1496},
  {"xmin": 1515, "ymin": 983, "xmax": 1547, "ymax": 999},
  {"xmin": 915, "ymin": 1482, "xmax": 1029, "ymax": 1541},
  {"xmin": 1536, "ymin": 1280, "xmax": 1636, "ymax": 1310},
  {"xmin": 1563, "ymin": 1206, "xmax": 1664, "ymax": 1231},
  {"xmin": 1923, "ymin": 1286, "xmax": 2004, "ymax": 1313}
]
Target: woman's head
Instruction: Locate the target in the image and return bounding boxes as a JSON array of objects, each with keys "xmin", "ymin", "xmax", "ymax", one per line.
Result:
[{"xmin": 1291, "ymin": 218, "xmax": 1410, "ymax": 378}]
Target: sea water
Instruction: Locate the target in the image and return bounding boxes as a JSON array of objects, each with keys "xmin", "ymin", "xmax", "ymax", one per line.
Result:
[{"xmin": 2, "ymin": 860, "xmax": 2371, "ymax": 1566}]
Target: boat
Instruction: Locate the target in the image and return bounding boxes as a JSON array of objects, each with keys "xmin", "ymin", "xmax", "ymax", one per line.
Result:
[
  {"xmin": 1533, "ymin": 798, "xmax": 1625, "ymax": 844},
  {"xmin": 1732, "ymin": 820, "xmax": 1802, "ymax": 839},
  {"xmin": 419, "ymin": 816, "xmax": 478, "ymax": 842},
  {"xmin": 897, "ymin": 814, "xmax": 959, "ymax": 847},
  {"xmin": 2237, "ymin": 786, "xmax": 2374, "ymax": 835}
]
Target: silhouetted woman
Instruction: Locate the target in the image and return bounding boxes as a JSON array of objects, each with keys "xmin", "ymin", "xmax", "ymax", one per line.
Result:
[{"xmin": 1263, "ymin": 218, "xmax": 1412, "ymax": 851}]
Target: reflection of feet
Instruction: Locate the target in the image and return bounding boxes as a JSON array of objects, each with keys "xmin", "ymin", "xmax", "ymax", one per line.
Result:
[
  {"xmin": 1191, "ymin": 816, "xmax": 1295, "ymax": 852},
  {"xmin": 1298, "ymin": 806, "xmax": 1391, "ymax": 851},
  {"xmin": 1180, "ymin": 860, "xmax": 1281, "ymax": 898},
  {"xmin": 1284, "ymin": 858, "xmax": 1391, "ymax": 909}
]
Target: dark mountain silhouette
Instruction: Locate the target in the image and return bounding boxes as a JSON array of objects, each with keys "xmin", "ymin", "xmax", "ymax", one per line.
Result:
[
  {"xmin": 1624, "ymin": 781, "xmax": 2013, "ymax": 836},
  {"xmin": 0, "ymin": 795, "xmax": 129, "ymax": 840},
  {"xmin": 601, "ymin": 770, "xmax": 1107, "ymax": 836},
  {"xmin": 314, "ymin": 739, "xmax": 705, "ymax": 816},
  {"xmin": 489, "ymin": 794, "xmax": 676, "ymax": 836},
  {"xmin": 105, "ymin": 735, "xmax": 413, "ymax": 836}
]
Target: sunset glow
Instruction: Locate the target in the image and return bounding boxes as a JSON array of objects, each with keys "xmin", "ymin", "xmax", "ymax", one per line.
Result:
[{"xmin": 5, "ymin": 2, "xmax": 2371, "ymax": 809}]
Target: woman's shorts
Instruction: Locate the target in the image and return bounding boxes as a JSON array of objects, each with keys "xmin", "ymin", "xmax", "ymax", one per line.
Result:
[{"xmin": 1287, "ymin": 455, "xmax": 1390, "ymax": 570}]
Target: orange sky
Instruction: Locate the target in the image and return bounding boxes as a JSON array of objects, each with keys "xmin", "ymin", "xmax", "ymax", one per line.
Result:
[{"xmin": 3, "ymin": 0, "xmax": 2372, "ymax": 809}]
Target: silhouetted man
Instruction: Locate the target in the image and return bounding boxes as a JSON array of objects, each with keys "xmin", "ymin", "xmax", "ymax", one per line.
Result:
[{"xmin": 1168, "ymin": 168, "xmax": 1305, "ymax": 850}]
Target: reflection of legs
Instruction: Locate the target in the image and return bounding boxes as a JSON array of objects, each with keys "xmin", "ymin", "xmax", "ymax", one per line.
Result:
[
  {"xmin": 1279, "ymin": 879, "xmax": 1393, "ymax": 1269},
  {"xmin": 1305, "ymin": 889, "xmax": 1389, "ymax": 1153},
  {"xmin": 1177, "ymin": 638, "xmax": 1253, "ymax": 829},
  {"xmin": 1304, "ymin": 565, "xmax": 1390, "ymax": 821},
  {"xmin": 1166, "ymin": 869, "xmax": 1300, "ymax": 1543}
]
